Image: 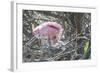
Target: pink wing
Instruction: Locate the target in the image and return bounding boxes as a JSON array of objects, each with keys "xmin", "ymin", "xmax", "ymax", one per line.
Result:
[{"xmin": 33, "ymin": 22, "xmax": 62, "ymax": 37}]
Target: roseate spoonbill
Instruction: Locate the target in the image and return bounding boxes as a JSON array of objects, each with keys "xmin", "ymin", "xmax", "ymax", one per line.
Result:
[{"xmin": 32, "ymin": 22, "xmax": 63, "ymax": 46}]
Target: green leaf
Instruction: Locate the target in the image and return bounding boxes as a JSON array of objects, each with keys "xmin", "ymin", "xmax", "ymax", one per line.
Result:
[{"xmin": 84, "ymin": 41, "xmax": 89, "ymax": 54}]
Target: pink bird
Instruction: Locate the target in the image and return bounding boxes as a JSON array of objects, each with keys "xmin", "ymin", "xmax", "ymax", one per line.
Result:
[{"xmin": 32, "ymin": 22, "xmax": 63, "ymax": 45}]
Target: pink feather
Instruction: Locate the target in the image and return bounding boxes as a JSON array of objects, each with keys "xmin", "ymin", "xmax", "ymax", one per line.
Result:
[{"xmin": 33, "ymin": 22, "xmax": 62, "ymax": 37}]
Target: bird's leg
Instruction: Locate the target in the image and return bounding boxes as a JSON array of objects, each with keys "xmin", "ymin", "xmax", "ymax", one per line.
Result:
[{"xmin": 47, "ymin": 36, "xmax": 52, "ymax": 57}]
